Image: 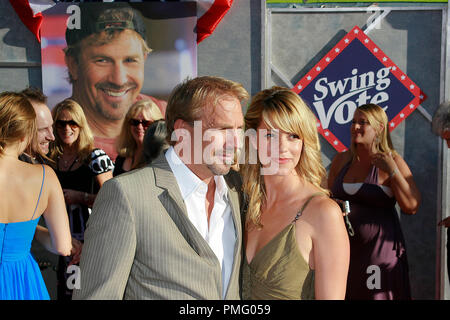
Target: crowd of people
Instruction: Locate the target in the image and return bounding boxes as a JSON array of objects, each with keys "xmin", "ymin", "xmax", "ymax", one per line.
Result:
[
  {"xmin": 1, "ymin": 2, "xmax": 449, "ymax": 301},
  {"xmin": 1, "ymin": 77, "xmax": 449, "ymax": 301}
]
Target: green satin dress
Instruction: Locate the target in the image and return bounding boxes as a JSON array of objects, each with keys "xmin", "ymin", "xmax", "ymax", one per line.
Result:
[{"xmin": 242, "ymin": 194, "xmax": 323, "ymax": 300}]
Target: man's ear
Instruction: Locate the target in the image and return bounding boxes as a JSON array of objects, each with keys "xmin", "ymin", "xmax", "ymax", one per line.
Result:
[
  {"xmin": 172, "ymin": 119, "xmax": 191, "ymax": 143},
  {"xmin": 65, "ymin": 54, "xmax": 79, "ymax": 81},
  {"xmin": 173, "ymin": 119, "xmax": 186, "ymax": 131}
]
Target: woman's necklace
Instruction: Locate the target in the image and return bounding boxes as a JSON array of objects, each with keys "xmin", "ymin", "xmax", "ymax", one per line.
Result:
[{"xmin": 58, "ymin": 153, "xmax": 79, "ymax": 171}]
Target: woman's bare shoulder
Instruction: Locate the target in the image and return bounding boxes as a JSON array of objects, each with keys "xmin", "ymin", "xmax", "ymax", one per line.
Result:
[
  {"xmin": 331, "ymin": 150, "xmax": 352, "ymax": 168},
  {"xmin": 19, "ymin": 163, "xmax": 59, "ymax": 189},
  {"xmin": 303, "ymin": 194, "xmax": 343, "ymax": 226}
]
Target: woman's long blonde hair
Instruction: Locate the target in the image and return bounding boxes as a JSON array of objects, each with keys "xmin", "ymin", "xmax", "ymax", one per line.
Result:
[
  {"xmin": 350, "ymin": 103, "xmax": 397, "ymax": 160},
  {"xmin": 116, "ymin": 99, "xmax": 163, "ymax": 160},
  {"xmin": 242, "ymin": 86, "xmax": 329, "ymax": 229},
  {"xmin": 50, "ymin": 99, "xmax": 94, "ymax": 163}
]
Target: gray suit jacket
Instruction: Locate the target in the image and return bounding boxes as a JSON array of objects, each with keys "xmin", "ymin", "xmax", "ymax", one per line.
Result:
[{"xmin": 72, "ymin": 152, "xmax": 243, "ymax": 300}]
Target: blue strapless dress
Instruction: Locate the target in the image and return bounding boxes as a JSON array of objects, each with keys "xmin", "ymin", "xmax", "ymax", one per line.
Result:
[
  {"xmin": 0, "ymin": 218, "xmax": 50, "ymax": 300},
  {"xmin": 0, "ymin": 165, "xmax": 50, "ymax": 300}
]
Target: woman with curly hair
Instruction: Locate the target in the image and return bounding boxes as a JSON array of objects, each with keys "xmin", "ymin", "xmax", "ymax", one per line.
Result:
[
  {"xmin": 49, "ymin": 98, "xmax": 114, "ymax": 300},
  {"xmin": 241, "ymin": 86, "xmax": 349, "ymax": 300},
  {"xmin": 113, "ymin": 99, "xmax": 163, "ymax": 176}
]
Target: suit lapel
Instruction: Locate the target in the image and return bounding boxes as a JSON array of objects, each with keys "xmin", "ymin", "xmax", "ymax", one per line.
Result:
[
  {"xmin": 223, "ymin": 173, "xmax": 243, "ymax": 299},
  {"xmin": 153, "ymin": 153, "xmax": 217, "ymax": 260},
  {"xmin": 153, "ymin": 153, "xmax": 243, "ymax": 298}
]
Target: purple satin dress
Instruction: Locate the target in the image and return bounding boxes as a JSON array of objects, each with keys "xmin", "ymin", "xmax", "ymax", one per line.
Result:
[{"xmin": 331, "ymin": 162, "xmax": 411, "ymax": 300}]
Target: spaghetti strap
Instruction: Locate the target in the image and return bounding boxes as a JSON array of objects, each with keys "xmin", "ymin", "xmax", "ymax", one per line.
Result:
[
  {"xmin": 292, "ymin": 192, "xmax": 325, "ymax": 222},
  {"xmin": 31, "ymin": 164, "xmax": 45, "ymax": 220}
]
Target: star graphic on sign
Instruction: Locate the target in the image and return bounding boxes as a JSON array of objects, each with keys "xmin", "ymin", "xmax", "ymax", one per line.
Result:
[
  {"xmin": 364, "ymin": 39, "xmax": 369, "ymax": 43},
  {"xmin": 401, "ymin": 75, "xmax": 406, "ymax": 80},
  {"xmin": 344, "ymin": 39, "xmax": 349, "ymax": 43},
  {"xmin": 392, "ymin": 66, "xmax": 397, "ymax": 71},
  {"xmin": 390, "ymin": 122, "xmax": 395, "ymax": 127},
  {"xmin": 410, "ymin": 84, "xmax": 415, "ymax": 89},
  {"xmin": 325, "ymin": 131, "xmax": 329, "ymax": 136},
  {"xmin": 383, "ymin": 57, "xmax": 387, "ymax": 62},
  {"xmin": 420, "ymin": 95, "xmax": 424, "ymax": 99},
  {"xmin": 333, "ymin": 140, "xmax": 338, "ymax": 145},
  {"xmin": 400, "ymin": 113, "xmax": 404, "ymax": 118},
  {"xmin": 374, "ymin": 48, "xmax": 379, "ymax": 53},
  {"xmin": 354, "ymin": 29, "xmax": 359, "ymax": 34},
  {"xmin": 297, "ymin": 84, "xmax": 303, "ymax": 90},
  {"xmin": 335, "ymin": 48, "xmax": 340, "ymax": 53},
  {"xmin": 316, "ymin": 122, "xmax": 321, "ymax": 127},
  {"xmin": 307, "ymin": 75, "xmax": 312, "ymax": 80},
  {"xmin": 316, "ymin": 67, "xmax": 321, "ymax": 71},
  {"xmin": 409, "ymin": 104, "xmax": 415, "ymax": 109},
  {"xmin": 325, "ymin": 57, "xmax": 330, "ymax": 62}
]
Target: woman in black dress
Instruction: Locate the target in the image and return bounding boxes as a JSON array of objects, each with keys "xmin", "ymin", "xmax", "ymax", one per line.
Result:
[{"xmin": 50, "ymin": 99, "xmax": 114, "ymax": 300}]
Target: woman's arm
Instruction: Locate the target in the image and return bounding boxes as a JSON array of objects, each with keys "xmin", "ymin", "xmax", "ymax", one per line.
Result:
[
  {"xmin": 390, "ymin": 155, "xmax": 421, "ymax": 214},
  {"xmin": 34, "ymin": 225, "xmax": 55, "ymax": 254},
  {"xmin": 311, "ymin": 199, "xmax": 350, "ymax": 299},
  {"xmin": 34, "ymin": 225, "xmax": 82, "ymax": 259},
  {"xmin": 42, "ymin": 165, "xmax": 72, "ymax": 256},
  {"xmin": 371, "ymin": 152, "xmax": 421, "ymax": 214},
  {"xmin": 96, "ymin": 170, "xmax": 113, "ymax": 188},
  {"xmin": 327, "ymin": 151, "xmax": 349, "ymax": 190}
]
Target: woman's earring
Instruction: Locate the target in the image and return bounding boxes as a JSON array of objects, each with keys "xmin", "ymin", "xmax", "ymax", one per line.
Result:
[{"xmin": 375, "ymin": 135, "xmax": 381, "ymax": 147}]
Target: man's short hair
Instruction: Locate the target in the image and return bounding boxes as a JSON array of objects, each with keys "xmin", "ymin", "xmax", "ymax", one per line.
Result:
[
  {"xmin": 65, "ymin": 3, "xmax": 151, "ymax": 64},
  {"xmin": 20, "ymin": 87, "xmax": 47, "ymax": 104},
  {"xmin": 432, "ymin": 100, "xmax": 450, "ymax": 136},
  {"xmin": 165, "ymin": 76, "xmax": 249, "ymax": 146}
]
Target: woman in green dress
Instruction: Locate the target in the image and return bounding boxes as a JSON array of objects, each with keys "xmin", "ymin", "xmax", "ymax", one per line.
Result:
[{"xmin": 241, "ymin": 86, "xmax": 349, "ymax": 300}]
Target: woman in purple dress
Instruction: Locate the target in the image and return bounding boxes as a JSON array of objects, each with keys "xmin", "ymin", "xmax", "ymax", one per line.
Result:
[{"xmin": 328, "ymin": 103, "xmax": 421, "ymax": 300}]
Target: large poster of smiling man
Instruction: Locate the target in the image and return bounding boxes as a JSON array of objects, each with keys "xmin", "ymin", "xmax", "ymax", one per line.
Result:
[{"xmin": 41, "ymin": 2, "xmax": 197, "ymax": 160}]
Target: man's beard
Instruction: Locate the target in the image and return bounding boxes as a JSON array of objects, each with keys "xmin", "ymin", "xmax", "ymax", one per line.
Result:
[
  {"xmin": 205, "ymin": 148, "xmax": 237, "ymax": 176},
  {"xmin": 93, "ymin": 82, "xmax": 137, "ymax": 121},
  {"xmin": 95, "ymin": 101, "xmax": 126, "ymax": 121},
  {"xmin": 207, "ymin": 162, "xmax": 232, "ymax": 176}
]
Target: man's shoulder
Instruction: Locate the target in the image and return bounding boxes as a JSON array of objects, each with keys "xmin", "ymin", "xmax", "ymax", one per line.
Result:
[
  {"xmin": 111, "ymin": 159, "xmax": 173, "ymax": 188},
  {"xmin": 18, "ymin": 153, "xmax": 51, "ymax": 166},
  {"xmin": 18, "ymin": 153, "xmax": 33, "ymax": 164},
  {"xmin": 113, "ymin": 165, "xmax": 156, "ymax": 185}
]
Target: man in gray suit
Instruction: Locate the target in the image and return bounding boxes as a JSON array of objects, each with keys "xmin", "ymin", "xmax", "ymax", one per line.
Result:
[{"xmin": 73, "ymin": 76, "xmax": 249, "ymax": 299}]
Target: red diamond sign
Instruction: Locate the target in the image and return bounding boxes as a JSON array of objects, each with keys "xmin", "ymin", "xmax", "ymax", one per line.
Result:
[{"xmin": 293, "ymin": 25, "xmax": 427, "ymax": 152}]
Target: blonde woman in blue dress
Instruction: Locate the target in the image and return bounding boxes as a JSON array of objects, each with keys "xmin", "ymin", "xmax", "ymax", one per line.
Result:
[
  {"xmin": 241, "ymin": 86, "xmax": 349, "ymax": 300},
  {"xmin": 0, "ymin": 92, "xmax": 72, "ymax": 299}
]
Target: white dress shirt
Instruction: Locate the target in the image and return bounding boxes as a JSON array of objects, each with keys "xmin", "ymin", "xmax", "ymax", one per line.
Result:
[{"xmin": 165, "ymin": 147, "xmax": 236, "ymax": 298}]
